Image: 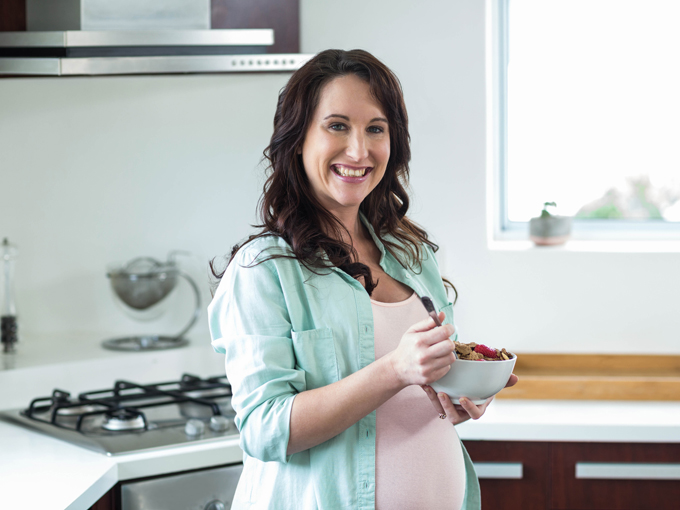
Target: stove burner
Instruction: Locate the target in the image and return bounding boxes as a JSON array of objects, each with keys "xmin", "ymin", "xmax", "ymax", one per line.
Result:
[
  {"xmin": 102, "ymin": 335, "xmax": 189, "ymax": 351},
  {"xmin": 56, "ymin": 404, "xmax": 106, "ymax": 416},
  {"xmin": 102, "ymin": 409, "xmax": 146, "ymax": 431},
  {"xmin": 55, "ymin": 404, "xmax": 109, "ymax": 427}
]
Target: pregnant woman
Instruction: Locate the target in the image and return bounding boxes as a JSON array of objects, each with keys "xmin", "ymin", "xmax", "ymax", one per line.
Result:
[{"xmin": 209, "ymin": 49, "xmax": 517, "ymax": 509}]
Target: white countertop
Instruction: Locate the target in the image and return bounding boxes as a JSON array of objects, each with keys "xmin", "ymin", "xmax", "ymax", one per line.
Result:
[
  {"xmin": 0, "ymin": 419, "xmax": 243, "ymax": 510},
  {"xmin": 456, "ymin": 398, "xmax": 680, "ymax": 443},
  {"xmin": 2, "ymin": 398, "xmax": 679, "ymax": 510},
  {"xmin": 1, "ymin": 334, "xmax": 679, "ymax": 509}
]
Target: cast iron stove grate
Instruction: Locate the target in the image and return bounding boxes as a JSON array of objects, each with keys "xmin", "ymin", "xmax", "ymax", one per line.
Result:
[{"xmin": 0, "ymin": 373, "xmax": 238, "ymax": 455}]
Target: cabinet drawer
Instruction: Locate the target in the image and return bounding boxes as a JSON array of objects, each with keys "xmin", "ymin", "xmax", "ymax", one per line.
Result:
[
  {"xmin": 551, "ymin": 443, "xmax": 680, "ymax": 510},
  {"xmin": 464, "ymin": 441, "xmax": 550, "ymax": 510}
]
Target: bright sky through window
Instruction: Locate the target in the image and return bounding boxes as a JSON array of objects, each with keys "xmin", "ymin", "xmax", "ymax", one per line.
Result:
[{"xmin": 507, "ymin": 0, "xmax": 680, "ymax": 222}]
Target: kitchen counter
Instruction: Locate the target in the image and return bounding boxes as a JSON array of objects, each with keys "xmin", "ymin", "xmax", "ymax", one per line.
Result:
[
  {"xmin": 0, "ymin": 419, "xmax": 242, "ymax": 510},
  {"xmin": 456, "ymin": 398, "xmax": 680, "ymax": 443},
  {"xmin": 0, "ymin": 331, "xmax": 235, "ymax": 509},
  {"xmin": 2, "ymin": 398, "xmax": 679, "ymax": 510},
  {"xmin": 2, "ymin": 335, "xmax": 679, "ymax": 509}
]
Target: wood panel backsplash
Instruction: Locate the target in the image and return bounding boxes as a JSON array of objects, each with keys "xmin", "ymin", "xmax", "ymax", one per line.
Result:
[{"xmin": 498, "ymin": 353, "xmax": 680, "ymax": 401}]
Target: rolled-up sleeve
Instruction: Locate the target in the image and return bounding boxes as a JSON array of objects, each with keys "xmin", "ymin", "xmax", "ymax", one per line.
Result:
[{"xmin": 208, "ymin": 246, "xmax": 306, "ymax": 463}]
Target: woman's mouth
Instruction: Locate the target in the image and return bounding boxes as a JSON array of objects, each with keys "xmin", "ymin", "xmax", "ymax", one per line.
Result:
[{"xmin": 331, "ymin": 164, "xmax": 371, "ymax": 178}]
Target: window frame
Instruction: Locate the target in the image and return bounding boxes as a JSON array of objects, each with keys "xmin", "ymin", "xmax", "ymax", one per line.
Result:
[{"xmin": 492, "ymin": 0, "xmax": 680, "ymax": 242}]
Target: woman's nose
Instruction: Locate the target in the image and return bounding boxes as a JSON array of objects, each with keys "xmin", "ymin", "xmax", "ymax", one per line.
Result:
[{"xmin": 346, "ymin": 132, "xmax": 369, "ymax": 162}]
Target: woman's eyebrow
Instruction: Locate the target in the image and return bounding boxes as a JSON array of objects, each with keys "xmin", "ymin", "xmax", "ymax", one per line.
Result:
[{"xmin": 323, "ymin": 114, "xmax": 388, "ymax": 123}]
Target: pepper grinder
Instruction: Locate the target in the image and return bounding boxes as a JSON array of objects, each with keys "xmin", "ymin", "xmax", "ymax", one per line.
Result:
[{"xmin": 1, "ymin": 238, "xmax": 18, "ymax": 354}]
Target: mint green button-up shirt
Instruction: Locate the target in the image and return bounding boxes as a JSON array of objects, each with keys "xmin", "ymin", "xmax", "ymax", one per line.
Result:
[{"xmin": 209, "ymin": 219, "xmax": 481, "ymax": 510}]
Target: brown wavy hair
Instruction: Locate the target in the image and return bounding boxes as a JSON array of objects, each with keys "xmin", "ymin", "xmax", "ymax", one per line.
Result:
[{"xmin": 211, "ymin": 49, "xmax": 455, "ymax": 300}]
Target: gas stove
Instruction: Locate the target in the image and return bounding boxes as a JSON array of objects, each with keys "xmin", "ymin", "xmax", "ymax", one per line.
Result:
[{"xmin": 0, "ymin": 373, "xmax": 239, "ymax": 456}]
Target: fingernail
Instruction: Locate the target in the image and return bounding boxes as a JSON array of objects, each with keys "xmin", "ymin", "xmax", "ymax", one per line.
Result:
[{"xmin": 459, "ymin": 398, "xmax": 468, "ymax": 405}]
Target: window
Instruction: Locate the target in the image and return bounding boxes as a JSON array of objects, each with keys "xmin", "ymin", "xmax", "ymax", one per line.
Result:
[{"xmin": 496, "ymin": 0, "xmax": 680, "ymax": 239}]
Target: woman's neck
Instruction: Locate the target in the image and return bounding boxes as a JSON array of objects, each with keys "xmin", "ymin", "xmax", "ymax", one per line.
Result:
[
  {"xmin": 330, "ymin": 209, "xmax": 368, "ymax": 247},
  {"xmin": 326, "ymin": 208, "xmax": 382, "ymax": 272}
]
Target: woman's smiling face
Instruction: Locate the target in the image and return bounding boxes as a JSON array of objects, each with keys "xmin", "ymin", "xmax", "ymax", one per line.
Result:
[{"xmin": 301, "ymin": 74, "xmax": 390, "ymax": 218}]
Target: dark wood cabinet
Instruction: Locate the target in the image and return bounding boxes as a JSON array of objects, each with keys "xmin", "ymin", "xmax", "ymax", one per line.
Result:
[
  {"xmin": 1, "ymin": 0, "xmax": 299, "ymax": 55},
  {"xmin": 551, "ymin": 442, "xmax": 680, "ymax": 510},
  {"xmin": 87, "ymin": 484, "xmax": 118, "ymax": 510},
  {"xmin": 211, "ymin": 0, "xmax": 299, "ymax": 54},
  {"xmin": 465, "ymin": 441, "xmax": 550, "ymax": 509},
  {"xmin": 464, "ymin": 441, "xmax": 680, "ymax": 510},
  {"xmin": 0, "ymin": 0, "xmax": 26, "ymax": 31},
  {"xmin": 81, "ymin": 441, "xmax": 680, "ymax": 509}
]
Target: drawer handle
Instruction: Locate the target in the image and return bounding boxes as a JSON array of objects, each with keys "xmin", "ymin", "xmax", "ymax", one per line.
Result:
[
  {"xmin": 473, "ymin": 462, "xmax": 523, "ymax": 479},
  {"xmin": 575, "ymin": 463, "xmax": 680, "ymax": 480}
]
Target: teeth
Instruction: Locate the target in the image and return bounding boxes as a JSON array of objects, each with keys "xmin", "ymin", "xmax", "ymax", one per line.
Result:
[{"xmin": 334, "ymin": 165, "xmax": 366, "ymax": 177}]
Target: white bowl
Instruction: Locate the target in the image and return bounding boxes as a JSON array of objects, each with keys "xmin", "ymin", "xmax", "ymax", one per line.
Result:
[{"xmin": 430, "ymin": 354, "xmax": 517, "ymax": 405}]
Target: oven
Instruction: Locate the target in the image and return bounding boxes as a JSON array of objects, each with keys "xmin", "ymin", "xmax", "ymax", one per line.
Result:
[{"xmin": 120, "ymin": 463, "xmax": 243, "ymax": 510}]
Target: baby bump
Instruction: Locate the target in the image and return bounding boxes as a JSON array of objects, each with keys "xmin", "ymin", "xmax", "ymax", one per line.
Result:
[{"xmin": 375, "ymin": 386, "xmax": 466, "ymax": 510}]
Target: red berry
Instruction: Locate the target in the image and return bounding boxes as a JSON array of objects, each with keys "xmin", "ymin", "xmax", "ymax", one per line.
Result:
[{"xmin": 474, "ymin": 344, "xmax": 498, "ymax": 358}]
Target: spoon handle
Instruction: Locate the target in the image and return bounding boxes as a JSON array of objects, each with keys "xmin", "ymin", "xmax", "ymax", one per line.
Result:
[
  {"xmin": 420, "ymin": 296, "xmax": 443, "ymax": 326},
  {"xmin": 420, "ymin": 296, "xmax": 457, "ymax": 359}
]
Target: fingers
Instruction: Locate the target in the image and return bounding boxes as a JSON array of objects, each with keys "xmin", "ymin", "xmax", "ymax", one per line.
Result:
[
  {"xmin": 457, "ymin": 397, "xmax": 484, "ymax": 420},
  {"xmin": 421, "ymin": 385, "xmax": 446, "ymax": 416},
  {"xmin": 411, "ymin": 335, "xmax": 456, "ymax": 384},
  {"xmin": 394, "ymin": 311, "xmax": 455, "ymax": 386},
  {"xmin": 505, "ymin": 374, "xmax": 519, "ymax": 388},
  {"xmin": 406, "ymin": 311, "xmax": 455, "ymax": 349},
  {"xmin": 421, "ymin": 344, "xmax": 456, "ymax": 373},
  {"xmin": 407, "ymin": 311, "xmax": 446, "ymax": 333},
  {"xmin": 422, "ymin": 337, "xmax": 455, "ymax": 360},
  {"xmin": 437, "ymin": 393, "xmax": 493, "ymax": 423},
  {"xmin": 437, "ymin": 392, "xmax": 466, "ymax": 424},
  {"xmin": 473, "ymin": 396, "xmax": 494, "ymax": 417},
  {"xmin": 418, "ymin": 324, "xmax": 456, "ymax": 347}
]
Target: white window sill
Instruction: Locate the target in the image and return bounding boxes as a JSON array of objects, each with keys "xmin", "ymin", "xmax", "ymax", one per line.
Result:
[{"xmin": 489, "ymin": 239, "xmax": 680, "ymax": 253}]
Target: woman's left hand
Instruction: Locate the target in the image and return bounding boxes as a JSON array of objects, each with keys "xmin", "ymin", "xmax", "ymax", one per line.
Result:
[{"xmin": 421, "ymin": 373, "xmax": 519, "ymax": 425}]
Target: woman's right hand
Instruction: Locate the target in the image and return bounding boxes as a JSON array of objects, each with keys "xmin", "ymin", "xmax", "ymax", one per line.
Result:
[{"xmin": 387, "ymin": 312, "xmax": 456, "ymax": 387}]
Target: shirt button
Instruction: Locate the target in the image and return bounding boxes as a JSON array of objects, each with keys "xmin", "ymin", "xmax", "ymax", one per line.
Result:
[{"xmin": 405, "ymin": 273, "xmax": 411, "ymax": 279}]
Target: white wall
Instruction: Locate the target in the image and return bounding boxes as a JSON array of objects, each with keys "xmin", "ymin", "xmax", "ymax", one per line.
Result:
[
  {"xmin": 301, "ymin": 0, "xmax": 680, "ymax": 354},
  {"xmin": 0, "ymin": 74, "xmax": 288, "ymax": 341},
  {"xmin": 1, "ymin": 0, "xmax": 678, "ymax": 355}
]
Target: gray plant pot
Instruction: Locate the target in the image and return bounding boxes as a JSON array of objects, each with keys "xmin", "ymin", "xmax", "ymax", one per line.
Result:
[{"xmin": 529, "ymin": 215, "xmax": 573, "ymax": 246}]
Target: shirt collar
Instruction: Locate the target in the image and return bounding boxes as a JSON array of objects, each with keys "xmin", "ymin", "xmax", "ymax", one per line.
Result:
[{"xmin": 359, "ymin": 211, "xmax": 386, "ymax": 267}]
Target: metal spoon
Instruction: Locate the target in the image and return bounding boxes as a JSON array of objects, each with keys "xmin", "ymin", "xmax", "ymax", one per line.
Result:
[{"xmin": 420, "ymin": 296, "xmax": 457, "ymax": 359}]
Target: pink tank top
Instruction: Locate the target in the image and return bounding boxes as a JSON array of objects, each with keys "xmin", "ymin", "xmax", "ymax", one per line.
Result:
[{"xmin": 372, "ymin": 292, "xmax": 466, "ymax": 510}]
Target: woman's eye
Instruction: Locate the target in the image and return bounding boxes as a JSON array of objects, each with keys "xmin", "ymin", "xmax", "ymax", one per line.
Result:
[
  {"xmin": 329, "ymin": 123, "xmax": 347, "ymax": 131},
  {"xmin": 368, "ymin": 125, "xmax": 385, "ymax": 134}
]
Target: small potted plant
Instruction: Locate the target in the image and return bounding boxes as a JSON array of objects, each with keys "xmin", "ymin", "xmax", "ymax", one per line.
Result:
[{"xmin": 529, "ymin": 202, "xmax": 573, "ymax": 246}]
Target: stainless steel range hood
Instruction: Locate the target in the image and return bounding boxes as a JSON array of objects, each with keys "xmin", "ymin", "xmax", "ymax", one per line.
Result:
[{"xmin": 0, "ymin": 0, "xmax": 311, "ymax": 76}]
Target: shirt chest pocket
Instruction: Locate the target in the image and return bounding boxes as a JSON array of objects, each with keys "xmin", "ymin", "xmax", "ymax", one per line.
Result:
[{"xmin": 291, "ymin": 327, "xmax": 340, "ymax": 389}]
